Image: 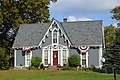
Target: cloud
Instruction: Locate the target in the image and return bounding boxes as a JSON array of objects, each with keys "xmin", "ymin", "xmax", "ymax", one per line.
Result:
[
  {"xmin": 112, "ymin": 23, "xmax": 118, "ymax": 28},
  {"xmin": 50, "ymin": 0, "xmax": 120, "ymax": 14},
  {"xmin": 68, "ymin": 16, "xmax": 92, "ymax": 21}
]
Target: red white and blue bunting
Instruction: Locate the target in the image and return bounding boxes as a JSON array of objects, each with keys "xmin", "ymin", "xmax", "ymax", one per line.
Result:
[
  {"xmin": 78, "ymin": 46, "xmax": 89, "ymax": 53},
  {"xmin": 22, "ymin": 47, "xmax": 31, "ymax": 51}
]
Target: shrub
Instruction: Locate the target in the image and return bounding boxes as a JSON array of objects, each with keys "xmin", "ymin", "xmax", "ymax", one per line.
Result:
[
  {"xmin": 68, "ymin": 54, "xmax": 80, "ymax": 67},
  {"xmin": 92, "ymin": 68, "xmax": 106, "ymax": 73},
  {"xmin": 31, "ymin": 56, "xmax": 42, "ymax": 69}
]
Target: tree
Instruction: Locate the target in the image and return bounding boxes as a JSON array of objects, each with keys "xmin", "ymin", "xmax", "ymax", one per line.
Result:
[
  {"xmin": 104, "ymin": 6, "xmax": 120, "ymax": 73},
  {"xmin": 111, "ymin": 6, "xmax": 120, "ymax": 21},
  {"xmin": 104, "ymin": 28, "xmax": 120, "ymax": 73},
  {"xmin": 104, "ymin": 25, "xmax": 116, "ymax": 48},
  {"xmin": 0, "ymin": 0, "xmax": 57, "ymax": 69}
]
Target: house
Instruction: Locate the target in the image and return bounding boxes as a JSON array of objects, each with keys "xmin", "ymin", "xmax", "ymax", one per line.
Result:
[{"xmin": 12, "ymin": 19, "xmax": 104, "ymax": 68}]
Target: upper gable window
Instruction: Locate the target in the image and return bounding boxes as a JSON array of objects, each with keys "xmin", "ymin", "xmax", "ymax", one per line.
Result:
[{"xmin": 53, "ymin": 29, "xmax": 58, "ymax": 44}]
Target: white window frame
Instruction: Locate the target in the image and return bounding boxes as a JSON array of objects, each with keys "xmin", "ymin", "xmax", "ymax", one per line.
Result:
[
  {"xmin": 44, "ymin": 49, "xmax": 49, "ymax": 65},
  {"xmin": 52, "ymin": 28, "xmax": 59, "ymax": 45},
  {"xmin": 80, "ymin": 52, "xmax": 88, "ymax": 67},
  {"xmin": 62, "ymin": 49, "xmax": 67, "ymax": 65},
  {"xmin": 25, "ymin": 50, "xmax": 32, "ymax": 67}
]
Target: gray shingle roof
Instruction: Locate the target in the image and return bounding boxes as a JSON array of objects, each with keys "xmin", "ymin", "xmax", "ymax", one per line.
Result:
[
  {"xmin": 13, "ymin": 23, "xmax": 51, "ymax": 48},
  {"xmin": 13, "ymin": 20, "xmax": 103, "ymax": 48},
  {"xmin": 61, "ymin": 20, "xmax": 103, "ymax": 46}
]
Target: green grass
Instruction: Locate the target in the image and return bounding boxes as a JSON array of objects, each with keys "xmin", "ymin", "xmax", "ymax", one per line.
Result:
[{"xmin": 0, "ymin": 70, "xmax": 120, "ymax": 80}]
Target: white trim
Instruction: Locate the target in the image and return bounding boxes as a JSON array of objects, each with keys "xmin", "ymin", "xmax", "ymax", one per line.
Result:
[
  {"xmin": 73, "ymin": 45, "xmax": 102, "ymax": 48},
  {"xmin": 86, "ymin": 51, "xmax": 89, "ymax": 67},
  {"xmin": 38, "ymin": 20, "xmax": 55, "ymax": 46},
  {"xmin": 38, "ymin": 20, "xmax": 71, "ymax": 47},
  {"xmin": 80, "ymin": 53, "xmax": 82, "ymax": 67},
  {"xmin": 42, "ymin": 48, "xmax": 44, "ymax": 65},
  {"xmin": 67, "ymin": 49, "xmax": 69, "ymax": 64},
  {"xmin": 51, "ymin": 49, "xmax": 53, "ymax": 66},
  {"xmin": 52, "ymin": 28, "xmax": 59, "ymax": 45},
  {"xmin": 58, "ymin": 50, "xmax": 60, "ymax": 65},
  {"xmin": 25, "ymin": 51, "xmax": 32, "ymax": 67},
  {"xmin": 61, "ymin": 49, "xmax": 63, "ymax": 66},
  {"xmin": 54, "ymin": 20, "xmax": 71, "ymax": 45},
  {"xmin": 42, "ymin": 44, "xmax": 68, "ymax": 66},
  {"xmin": 14, "ymin": 49, "xmax": 16, "ymax": 67},
  {"xmin": 80, "ymin": 52, "xmax": 88, "ymax": 67},
  {"xmin": 102, "ymin": 24, "xmax": 105, "ymax": 48},
  {"xmin": 48, "ymin": 48, "xmax": 50, "ymax": 64},
  {"xmin": 99, "ymin": 46, "xmax": 102, "ymax": 68}
]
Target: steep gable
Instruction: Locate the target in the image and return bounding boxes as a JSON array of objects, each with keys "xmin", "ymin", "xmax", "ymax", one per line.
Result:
[{"xmin": 13, "ymin": 23, "xmax": 51, "ymax": 48}]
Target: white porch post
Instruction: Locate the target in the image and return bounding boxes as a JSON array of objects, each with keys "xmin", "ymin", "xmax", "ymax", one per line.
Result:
[
  {"xmin": 42, "ymin": 48, "xmax": 44, "ymax": 65},
  {"xmin": 58, "ymin": 50, "xmax": 60, "ymax": 65},
  {"xmin": 61, "ymin": 49, "xmax": 63, "ymax": 66},
  {"xmin": 51, "ymin": 49, "xmax": 53, "ymax": 66},
  {"xmin": 99, "ymin": 46, "xmax": 102, "ymax": 68},
  {"xmin": 67, "ymin": 49, "xmax": 69, "ymax": 65},
  {"xmin": 80, "ymin": 53, "xmax": 82, "ymax": 66},
  {"xmin": 14, "ymin": 49, "xmax": 16, "ymax": 68},
  {"xmin": 86, "ymin": 51, "xmax": 89, "ymax": 67},
  {"xmin": 48, "ymin": 49, "xmax": 50, "ymax": 64}
]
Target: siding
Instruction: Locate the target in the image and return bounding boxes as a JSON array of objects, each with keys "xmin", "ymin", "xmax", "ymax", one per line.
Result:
[
  {"xmin": 69, "ymin": 48, "xmax": 80, "ymax": 56},
  {"xmin": 16, "ymin": 50, "xmax": 25, "ymax": 66},
  {"xmin": 88, "ymin": 48, "xmax": 99, "ymax": 66},
  {"xmin": 32, "ymin": 49, "xmax": 42, "ymax": 58},
  {"xmin": 42, "ymin": 32, "xmax": 52, "ymax": 47},
  {"xmin": 59, "ymin": 35, "xmax": 68, "ymax": 46}
]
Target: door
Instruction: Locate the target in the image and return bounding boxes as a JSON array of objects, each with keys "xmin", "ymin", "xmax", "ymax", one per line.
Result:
[{"xmin": 53, "ymin": 51, "xmax": 58, "ymax": 65}]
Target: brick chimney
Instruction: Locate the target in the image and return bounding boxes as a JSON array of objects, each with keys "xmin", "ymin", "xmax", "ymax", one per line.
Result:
[{"xmin": 63, "ymin": 18, "xmax": 67, "ymax": 22}]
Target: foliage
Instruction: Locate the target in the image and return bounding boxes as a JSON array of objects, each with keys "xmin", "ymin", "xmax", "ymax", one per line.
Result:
[
  {"xmin": 68, "ymin": 54, "xmax": 80, "ymax": 67},
  {"xmin": 0, "ymin": 47, "xmax": 10, "ymax": 70},
  {"xmin": 111, "ymin": 6, "xmax": 120, "ymax": 21},
  {"xmin": 103, "ymin": 5, "xmax": 120, "ymax": 73},
  {"xmin": 87, "ymin": 66, "xmax": 106, "ymax": 73},
  {"xmin": 0, "ymin": 0, "xmax": 56, "ymax": 69},
  {"xmin": 104, "ymin": 28, "xmax": 120, "ymax": 73},
  {"xmin": 104, "ymin": 25, "xmax": 116, "ymax": 47},
  {"xmin": 31, "ymin": 56, "xmax": 42, "ymax": 69}
]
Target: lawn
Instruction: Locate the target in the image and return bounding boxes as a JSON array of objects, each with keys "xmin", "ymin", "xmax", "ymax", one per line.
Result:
[{"xmin": 0, "ymin": 70, "xmax": 120, "ymax": 80}]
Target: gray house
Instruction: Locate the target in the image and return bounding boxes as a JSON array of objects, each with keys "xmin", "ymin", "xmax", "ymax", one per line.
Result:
[{"xmin": 13, "ymin": 19, "xmax": 104, "ymax": 68}]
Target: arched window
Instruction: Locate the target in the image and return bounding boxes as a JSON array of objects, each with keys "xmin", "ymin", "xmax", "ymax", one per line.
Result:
[{"xmin": 53, "ymin": 29, "xmax": 58, "ymax": 44}]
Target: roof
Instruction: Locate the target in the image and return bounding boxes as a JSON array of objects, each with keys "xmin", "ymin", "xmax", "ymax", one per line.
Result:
[
  {"xmin": 13, "ymin": 20, "xmax": 103, "ymax": 48},
  {"xmin": 61, "ymin": 20, "xmax": 103, "ymax": 46},
  {"xmin": 13, "ymin": 23, "xmax": 51, "ymax": 48}
]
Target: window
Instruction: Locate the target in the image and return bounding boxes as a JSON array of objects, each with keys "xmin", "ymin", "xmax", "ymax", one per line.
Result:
[
  {"xmin": 53, "ymin": 29, "xmax": 57, "ymax": 43},
  {"xmin": 62, "ymin": 50, "xmax": 67, "ymax": 64},
  {"xmin": 25, "ymin": 51, "xmax": 32, "ymax": 67},
  {"xmin": 44, "ymin": 50, "xmax": 48, "ymax": 65},
  {"xmin": 82, "ymin": 54, "xmax": 86, "ymax": 66}
]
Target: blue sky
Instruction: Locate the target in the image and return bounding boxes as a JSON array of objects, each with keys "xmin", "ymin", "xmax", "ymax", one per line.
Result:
[{"xmin": 49, "ymin": 0, "xmax": 120, "ymax": 26}]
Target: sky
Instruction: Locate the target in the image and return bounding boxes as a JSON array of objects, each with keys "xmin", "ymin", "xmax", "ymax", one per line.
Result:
[{"xmin": 49, "ymin": 0, "xmax": 120, "ymax": 26}]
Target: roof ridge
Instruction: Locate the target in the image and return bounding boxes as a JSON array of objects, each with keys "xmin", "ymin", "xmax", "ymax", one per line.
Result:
[{"xmin": 61, "ymin": 20, "xmax": 102, "ymax": 23}]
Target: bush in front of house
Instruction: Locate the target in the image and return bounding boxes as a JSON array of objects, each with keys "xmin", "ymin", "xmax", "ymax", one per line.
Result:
[
  {"xmin": 68, "ymin": 54, "xmax": 80, "ymax": 67},
  {"xmin": 31, "ymin": 56, "xmax": 42, "ymax": 69}
]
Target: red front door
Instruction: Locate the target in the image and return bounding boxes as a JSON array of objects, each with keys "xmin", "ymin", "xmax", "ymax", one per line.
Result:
[{"xmin": 53, "ymin": 51, "xmax": 58, "ymax": 65}]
